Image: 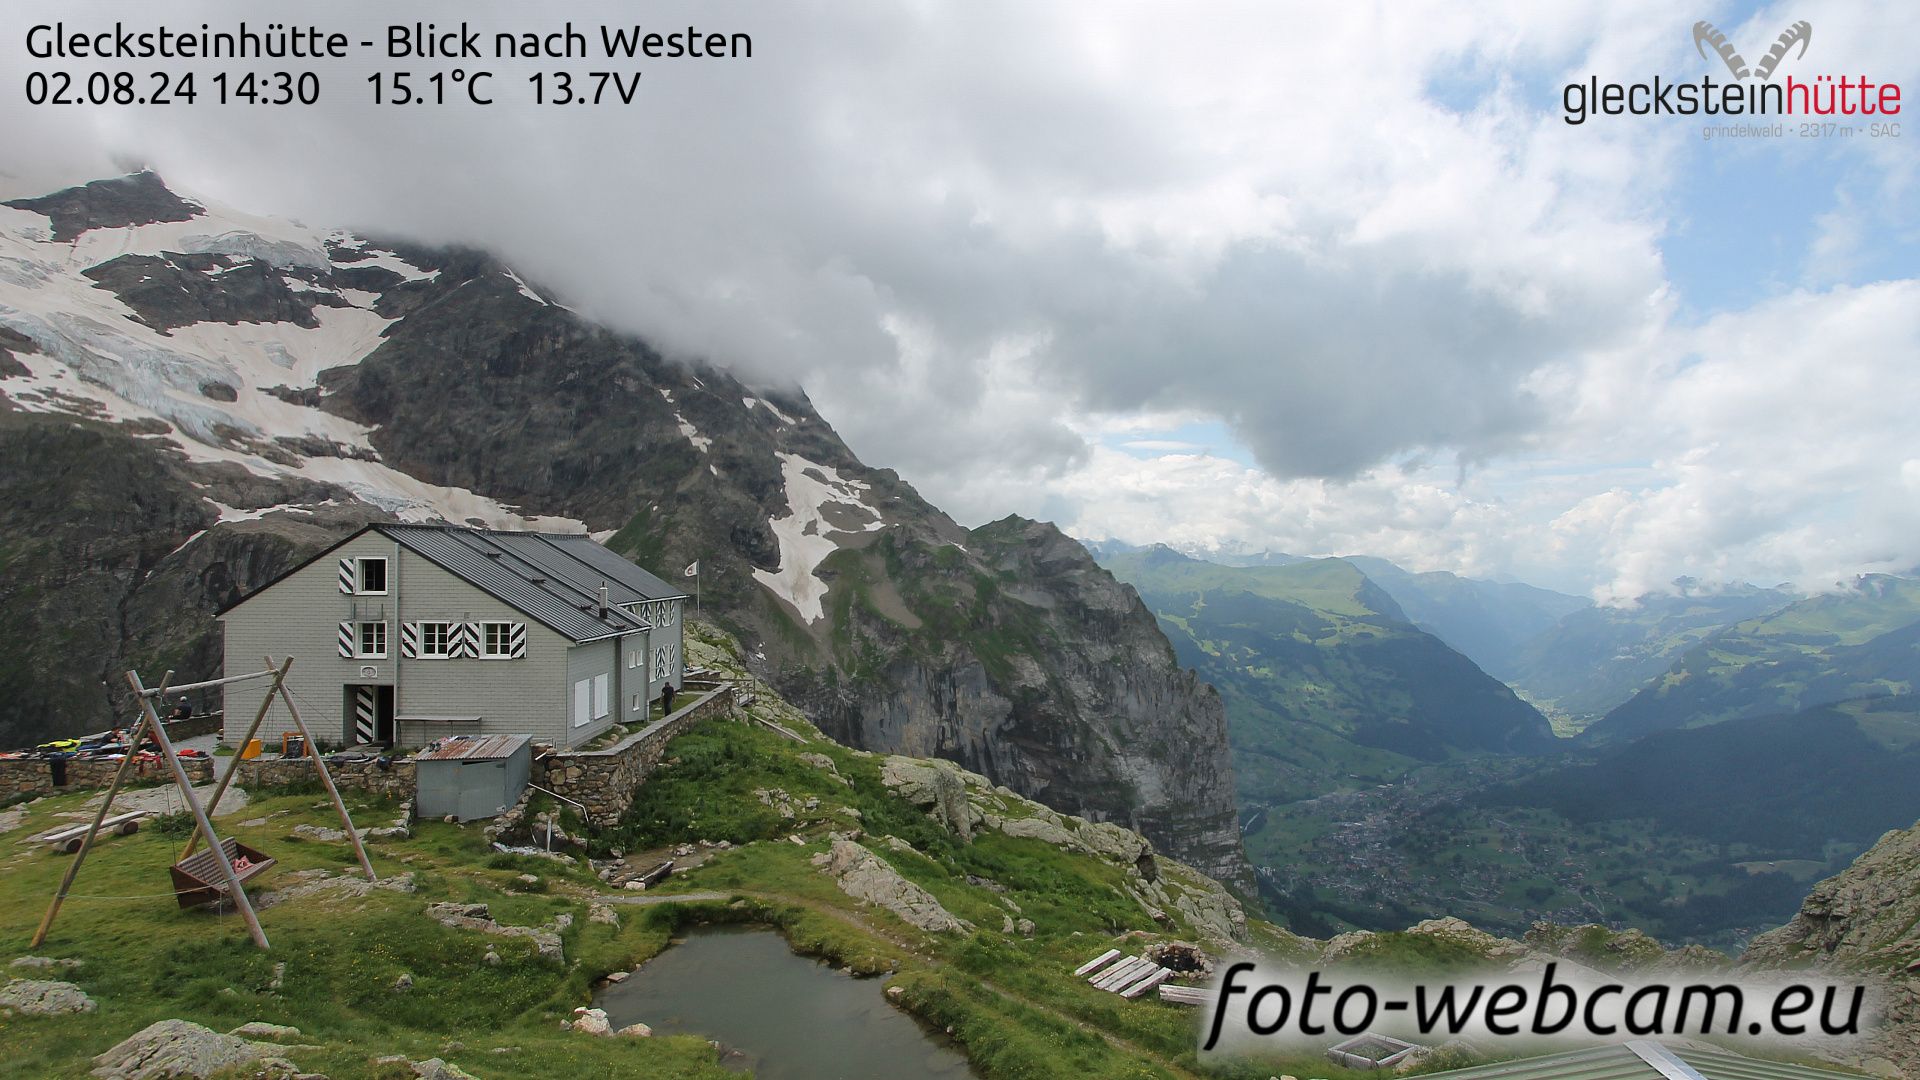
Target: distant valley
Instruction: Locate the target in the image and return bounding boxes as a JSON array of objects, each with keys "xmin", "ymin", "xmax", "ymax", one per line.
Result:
[{"xmin": 1093, "ymin": 540, "xmax": 1920, "ymax": 948}]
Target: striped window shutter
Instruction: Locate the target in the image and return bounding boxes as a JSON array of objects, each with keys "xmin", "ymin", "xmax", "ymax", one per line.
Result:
[
  {"xmin": 451, "ymin": 622, "xmax": 480, "ymax": 659},
  {"xmin": 399, "ymin": 622, "xmax": 419, "ymax": 659},
  {"xmin": 508, "ymin": 622, "xmax": 527, "ymax": 659},
  {"xmin": 337, "ymin": 558, "xmax": 356, "ymax": 594},
  {"xmin": 338, "ymin": 621, "xmax": 355, "ymax": 657}
]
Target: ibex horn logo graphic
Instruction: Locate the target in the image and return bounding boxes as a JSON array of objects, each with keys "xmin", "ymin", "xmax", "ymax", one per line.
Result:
[{"xmin": 1693, "ymin": 20, "xmax": 1812, "ymax": 81}]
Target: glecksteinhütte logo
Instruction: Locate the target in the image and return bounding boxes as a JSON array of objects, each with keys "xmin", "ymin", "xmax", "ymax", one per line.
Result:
[{"xmin": 1561, "ymin": 18, "xmax": 1902, "ymax": 127}]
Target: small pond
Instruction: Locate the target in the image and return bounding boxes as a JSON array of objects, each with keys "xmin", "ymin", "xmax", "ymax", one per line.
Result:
[{"xmin": 595, "ymin": 925, "xmax": 977, "ymax": 1079}]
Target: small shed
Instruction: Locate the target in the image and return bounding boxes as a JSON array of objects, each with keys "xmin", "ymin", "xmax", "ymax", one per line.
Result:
[{"xmin": 413, "ymin": 735, "xmax": 532, "ymax": 821}]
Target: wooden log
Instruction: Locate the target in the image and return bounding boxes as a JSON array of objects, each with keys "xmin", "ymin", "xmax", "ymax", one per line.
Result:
[
  {"xmin": 1157, "ymin": 984, "xmax": 1213, "ymax": 1006},
  {"xmin": 1093, "ymin": 957, "xmax": 1154, "ymax": 991},
  {"xmin": 633, "ymin": 860, "xmax": 675, "ymax": 888},
  {"xmin": 1073, "ymin": 949, "xmax": 1123, "ymax": 977},
  {"xmin": 1120, "ymin": 967, "xmax": 1175, "ymax": 999}
]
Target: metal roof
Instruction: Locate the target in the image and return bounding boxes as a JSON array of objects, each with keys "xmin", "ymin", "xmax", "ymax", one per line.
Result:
[
  {"xmin": 414, "ymin": 734, "xmax": 530, "ymax": 762},
  {"xmin": 1415, "ymin": 1042, "xmax": 1865, "ymax": 1080},
  {"xmin": 377, "ymin": 525, "xmax": 668, "ymax": 643}
]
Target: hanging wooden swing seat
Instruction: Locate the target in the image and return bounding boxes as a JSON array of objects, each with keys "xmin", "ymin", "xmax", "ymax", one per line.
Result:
[{"xmin": 170, "ymin": 837, "xmax": 276, "ymax": 909}]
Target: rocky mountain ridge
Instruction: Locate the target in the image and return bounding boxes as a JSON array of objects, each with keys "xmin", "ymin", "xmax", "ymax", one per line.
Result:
[
  {"xmin": 0, "ymin": 172, "xmax": 1247, "ymax": 887},
  {"xmin": 1744, "ymin": 816, "xmax": 1920, "ymax": 1077}
]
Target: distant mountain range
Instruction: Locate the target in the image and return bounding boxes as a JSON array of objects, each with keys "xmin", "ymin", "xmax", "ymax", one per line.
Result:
[
  {"xmin": 1584, "ymin": 574, "xmax": 1920, "ymax": 744},
  {"xmin": 1098, "ymin": 546, "xmax": 1558, "ymax": 808},
  {"xmin": 1492, "ymin": 695, "xmax": 1920, "ymax": 853},
  {"xmin": 1090, "ymin": 539, "xmax": 1920, "ymax": 939}
]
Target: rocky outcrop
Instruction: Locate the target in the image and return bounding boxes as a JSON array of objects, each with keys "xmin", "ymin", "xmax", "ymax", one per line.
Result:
[
  {"xmin": 1743, "ymin": 818, "xmax": 1920, "ymax": 1077},
  {"xmin": 424, "ymin": 901, "xmax": 569, "ymax": 963},
  {"xmin": 801, "ymin": 519, "xmax": 1253, "ymax": 891},
  {"xmin": 878, "ymin": 751, "xmax": 1247, "ymax": 947},
  {"xmin": 0, "ymin": 978, "xmax": 95, "ymax": 1015},
  {"xmin": 812, "ymin": 839, "xmax": 971, "ymax": 933},
  {"xmin": 89, "ymin": 1019, "xmax": 271, "ymax": 1079}
]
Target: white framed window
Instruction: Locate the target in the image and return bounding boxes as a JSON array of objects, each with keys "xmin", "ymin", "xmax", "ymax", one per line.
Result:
[
  {"xmin": 357, "ymin": 621, "xmax": 388, "ymax": 659},
  {"xmin": 418, "ymin": 621, "xmax": 453, "ymax": 658},
  {"xmin": 572, "ymin": 678, "xmax": 591, "ymax": 727},
  {"xmin": 592, "ymin": 673, "xmax": 610, "ymax": 719},
  {"xmin": 481, "ymin": 622, "xmax": 513, "ymax": 658},
  {"xmin": 355, "ymin": 557, "xmax": 389, "ymax": 595}
]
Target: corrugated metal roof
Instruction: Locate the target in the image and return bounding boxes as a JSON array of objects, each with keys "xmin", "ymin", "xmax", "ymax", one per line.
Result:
[
  {"xmin": 414, "ymin": 734, "xmax": 530, "ymax": 761},
  {"xmin": 379, "ymin": 525, "xmax": 655, "ymax": 642},
  {"xmin": 1415, "ymin": 1043, "xmax": 1864, "ymax": 1080},
  {"xmin": 533, "ymin": 530, "xmax": 691, "ymax": 599}
]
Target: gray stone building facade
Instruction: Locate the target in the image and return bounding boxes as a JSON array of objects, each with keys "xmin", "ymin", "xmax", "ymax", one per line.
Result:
[{"xmin": 219, "ymin": 524, "xmax": 686, "ymax": 750}]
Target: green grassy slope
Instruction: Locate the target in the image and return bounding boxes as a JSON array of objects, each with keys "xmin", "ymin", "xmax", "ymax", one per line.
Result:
[
  {"xmin": 0, "ymin": 629, "xmax": 1353, "ymax": 1080},
  {"xmin": 1102, "ymin": 549, "xmax": 1557, "ymax": 798},
  {"xmin": 1504, "ymin": 582, "xmax": 1795, "ymax": 728},
  {"xmin": 1586, "ymin": 575, "xmax": 1920, "ymax": 743}
]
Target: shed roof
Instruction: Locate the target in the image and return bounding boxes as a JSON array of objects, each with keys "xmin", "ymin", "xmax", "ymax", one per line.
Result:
[
  {"xmin": 1416, "ymin": 1041, "xmax": 1863, "ymax": 1080},
  {"xmin": 414, "ymin": 734, "xmax": 531, "ymax": 762}
]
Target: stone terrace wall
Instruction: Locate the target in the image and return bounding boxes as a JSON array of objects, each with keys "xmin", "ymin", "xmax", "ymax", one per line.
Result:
[
  {"xmin": 1, "ymin": 688, "xmax": 732, "ymax": 817},
  {"xmin": 535, "ymin": 685, "xmax": 734, "ymax": 824},
  {"xmin": 232, "ymin": 755, "xmax": 417, "ymax": 801},
  {"xmin": 0, "ymin": 756, "xmax": 214, "ymax": 801}
]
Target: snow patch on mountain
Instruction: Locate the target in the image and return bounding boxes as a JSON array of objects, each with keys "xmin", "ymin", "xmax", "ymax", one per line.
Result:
[
  {"xmin": 675, "ymin": 412, "xmax": 712, "ymax": 452},
  {"xmin": 743, "ymin": 396, "xmax": 798, "ymax": 426},
  {"xmin": 503, "ymin": 267, "xmax": 549, "ymax": 306},
  {"xmin": 752, "ymin": 453, "xmax": 887, "ymax": 624},
  {"xmin": 0, "ymin": 185, "xmax": 579, "ymax": 533}
]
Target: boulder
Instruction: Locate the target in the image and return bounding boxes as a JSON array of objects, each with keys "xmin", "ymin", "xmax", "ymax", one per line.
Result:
[
  {"xmin": 811, "ymin": 839, "xmax": 971, "ymax": 933},
  {"xmin": 0, "ymin": 978, "xmax": 95, "ymax": 1015},
  {"xmin": 228, "ymin": 1023, "xmax": 303, "ymax": 1040},
  {"xmin": 879, "ymin": 758, "xmax": 980, "ymax": 840},
  {"xmin": 90, "ymin": 1019, "xmax": 268, "ymax": 1079},
  {"xmin": 569, "ymin": 1008, "xmax": 612, "ymax": 1036},
  {"xmin": 411, "ymin": 1058, "xmax": 479, "ymax": 1079},
  {"xmin": 10, "ymin": 956, "xmax": 81, "ymax": 971},
  {"xmin": 615, "ymin": 1023, "xmax": 652, "ymax": 1037}
]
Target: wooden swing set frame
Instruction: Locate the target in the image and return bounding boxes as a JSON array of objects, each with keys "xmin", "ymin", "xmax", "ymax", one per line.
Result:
[{"xmin": 30, "ymin": 656, "xmax": 377, "ymax": 951}]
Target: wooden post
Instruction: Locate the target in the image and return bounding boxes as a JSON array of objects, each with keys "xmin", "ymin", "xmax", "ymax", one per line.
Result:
[
  {"xmin": 183, "ymin": 657, "xmax": 292, "ymax": 861},
  {"xmin": 126, "ymin": 668, "xmax": 270, "ymax": 950},
  {"xmin": 28, "ymin": 675, "xmax": 167, "ymax": 949},
  {"xmin": 270, "ymin": 656, "xmax": 376, "ymax": 881}
]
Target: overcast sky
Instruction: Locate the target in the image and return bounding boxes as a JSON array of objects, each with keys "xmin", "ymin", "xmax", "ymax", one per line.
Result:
[{"xmin": 4, "ymin": 1, "xmax": 1916, "ymax": 599}]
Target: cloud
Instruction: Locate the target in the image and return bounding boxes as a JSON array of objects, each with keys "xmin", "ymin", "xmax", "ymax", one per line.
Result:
[{"xmin": 2, "ymin": 0, "xmax": 1914, "ymax": 597}]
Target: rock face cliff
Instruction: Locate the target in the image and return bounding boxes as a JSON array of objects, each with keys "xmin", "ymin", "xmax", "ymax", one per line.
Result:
[
  {"xmin": 0, "ymin": 173, "xmax": 1249, "ymax": 885},
  {"xmin": 1743, "ymin": 817, "xmax": 1920, "ymax": 1078}
]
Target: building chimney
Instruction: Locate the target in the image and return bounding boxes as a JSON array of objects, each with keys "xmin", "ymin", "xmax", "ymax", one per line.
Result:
[{"xmin": 599, "ymin": 581, "xmax": 611, "ymax": 619}]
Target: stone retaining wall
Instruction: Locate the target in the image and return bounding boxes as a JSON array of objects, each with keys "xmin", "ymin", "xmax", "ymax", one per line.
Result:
[
  {"xmin": 1, "ymin": 688, "xmax": 733, "ymax": 819},
  {"xmin": 534, "ymin": 685, "xmax": 734, "ymax": 824},
  {"xmin": 0, "ymin": 756, "xmax": 215, "ymax": 801},
  {"xmin": 231, "ymin": 755, "xmax": 417, "ymax": 801}
]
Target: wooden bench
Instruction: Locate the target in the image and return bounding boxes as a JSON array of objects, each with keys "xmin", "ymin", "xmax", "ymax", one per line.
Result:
[
  {"xmin": 37, "ymin": 812, "xmax": 147, "ymax": 854},
  {"xmin": 170, "ymin": 838, "xmax": 275, "ymax": 909}
]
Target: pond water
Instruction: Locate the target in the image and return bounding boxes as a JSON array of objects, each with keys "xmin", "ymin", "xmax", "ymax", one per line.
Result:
[{"xmin": 594, "ymin": 925, "xmax": 977, "ymax": 1079}]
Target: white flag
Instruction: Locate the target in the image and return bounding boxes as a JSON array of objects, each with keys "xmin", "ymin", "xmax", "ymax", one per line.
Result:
[{"xmin": 683, "ymin": 561, "xmax": 700, "ymax": 577}]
